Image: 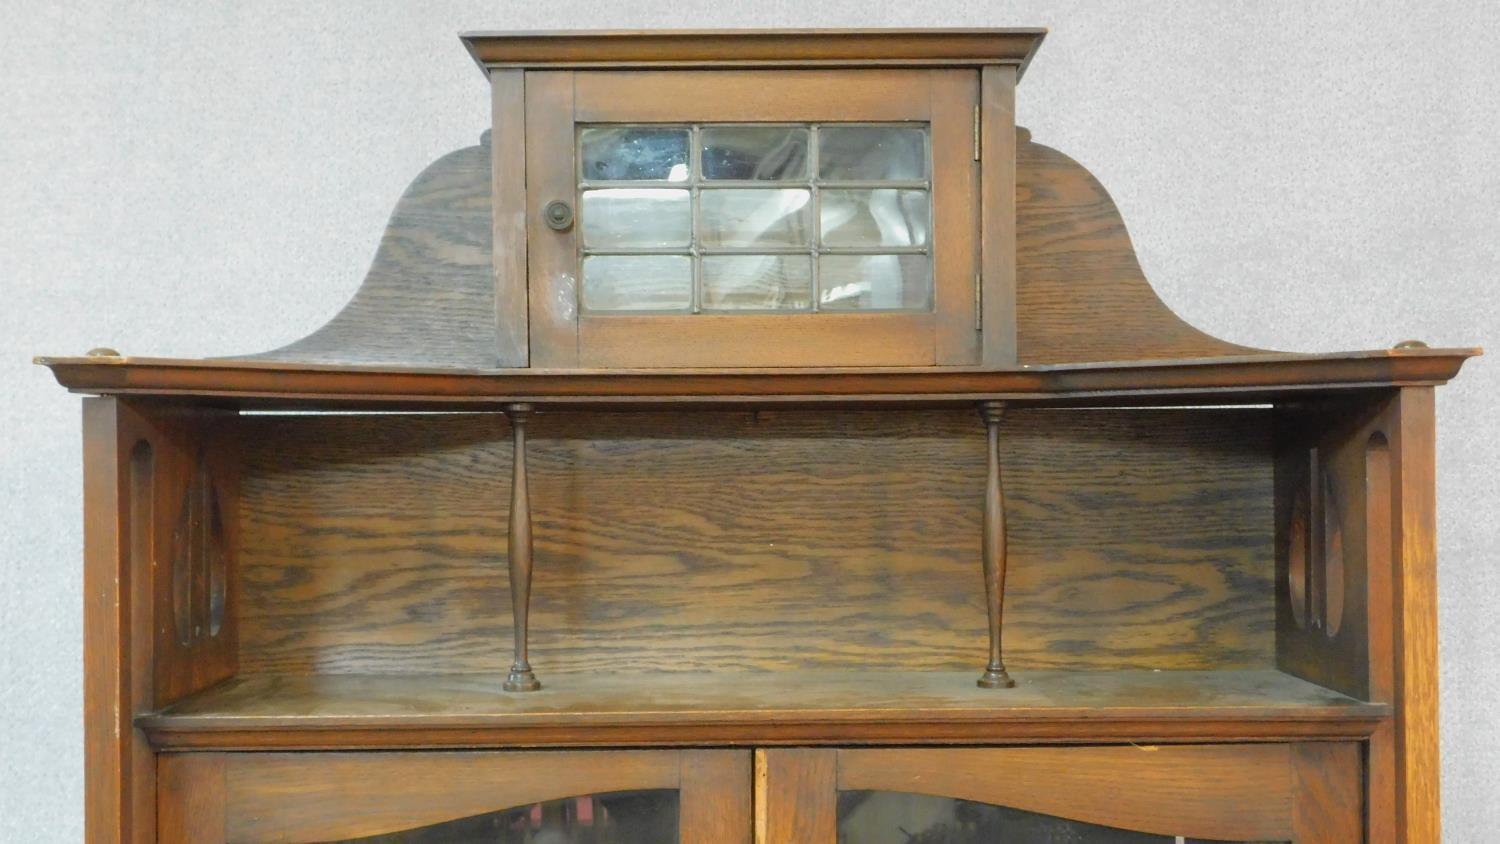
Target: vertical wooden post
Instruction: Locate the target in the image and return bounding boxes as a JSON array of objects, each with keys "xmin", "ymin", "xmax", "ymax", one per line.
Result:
[
  {"xmin": 977, "ymin": 400, "xmax": 1015, "ymax": 688},
  {"xmin": 503, "ymin": 403, "xmax": 541, "ymax": 692}
]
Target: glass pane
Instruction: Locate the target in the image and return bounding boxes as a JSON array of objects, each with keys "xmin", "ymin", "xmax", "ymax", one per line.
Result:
[
  {"xmin": 819, "ymin": 254, "xmax": 931, "ymax": 311},
  {"xmin": 702, "ymin": 126, "xmax": 810, "ymax": 180},
  {"xmin": 838, "ymin": 791, "xmax": 1288, "ymax": 844},
  {"xmin": 583, "ymin": 255, "xmax": 692, "ymax": 312},
  {"xmin": 580, "ymin": 127, "xmax": 690, "ymax": 182},
  {"xmin": 700, "ymin": 189, "xmax": 812, "ymax": 248},
  {"xmin": 820, "ymin": 189, "xmax": 929, "ymax": 247},
  {"xmin": 702, "ymin": 255, "xmax": 813, "ymax": 311},
  {"xmin": 329, "ymin": 789, "xmax": 679, "ymax": 843},
  {"xmin": 818, "ymin": 126, "xmax": 927, "ymax": 181},
  {"xmin": 581, "ymin": 189, "xmax": 691, "ymax": 249}
]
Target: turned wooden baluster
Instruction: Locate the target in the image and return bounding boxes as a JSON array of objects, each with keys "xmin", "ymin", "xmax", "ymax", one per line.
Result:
[
  {"xmin": 977, "ymin": 401, "xmax": 1016, "ymax": 689},
  {"xmin": 503, "ymin": 403, "xmax": 541, "ymax": 692}
]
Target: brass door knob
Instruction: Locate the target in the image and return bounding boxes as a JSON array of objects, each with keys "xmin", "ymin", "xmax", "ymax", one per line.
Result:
[{"xmin": 543, "ymin": 200, "xmax": 574, "ymax": 232}]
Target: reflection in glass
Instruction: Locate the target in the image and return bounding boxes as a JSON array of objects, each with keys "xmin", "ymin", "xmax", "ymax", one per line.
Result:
[
  {"xmin": 820, "ymin": 189, "xmax": 929, "ymax": 247},
  {"xmin": 329, "ymin": 789, "xmax": 679, "ymax": 843},
  {"xmin": 583, "ymin": 255, "xmax": 692, "ymax": 312},
  {"xmin": 702, "ymin": 255, "xmax": 813, "ymax": 310},
  {"xmin": 838, "ymin": 791, "xmax": 1288, "ymax": 844},
  {"xmin": 700, "ymin": 189, "xmax": 812, "ymax": 248},
  {"xmin": 819, "ymin": 255, "xmax": 931, "ymax": 310},
  {"xmin": 702, "ymin": 126, "xmax": 810, "ymax": 180},
  {"xmin": 581, "ymin": 189, "xmax": 691, "ymax": 249},
  {"xmin": 580, "ymin": 127, "xmax": 690, "ymax": 182},
  {"xmin": 818, "ymin": 126, "xmax": 928, "ymax": 181}
]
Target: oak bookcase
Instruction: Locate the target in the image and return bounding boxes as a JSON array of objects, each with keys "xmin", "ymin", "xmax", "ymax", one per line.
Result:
[{"xmin": 40, "ymin": 29, "xmax": 1478, "ymax": 844}]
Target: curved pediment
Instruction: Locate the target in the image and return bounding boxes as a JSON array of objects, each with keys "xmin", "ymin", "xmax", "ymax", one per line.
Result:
[{"xmin": 235, "ymin": 126, "xmax": 1261, "ymax": 370}]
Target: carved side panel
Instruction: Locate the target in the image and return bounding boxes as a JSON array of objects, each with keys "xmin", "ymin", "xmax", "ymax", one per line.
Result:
[
  {"xmin": 150, "ymin": 408, "xmax": 240, "ymax": 706},
  {"xmin": 1274, "ymin": 396, "xmax": 1389, "ymax": 699}
]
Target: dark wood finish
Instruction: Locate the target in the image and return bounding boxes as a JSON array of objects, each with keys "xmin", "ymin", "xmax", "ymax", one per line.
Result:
[
  {"xmin": 681, "ymin": 750, "xmax": 753, "ymax": 844},
  {"xmin": 157, "ymin": 750, "xmax": 685, "ymax": 842},
  {"xmin": 231, "ymin": 409, "xmax": 1274, "ymax": 677},
  {"xmin": 157, "ymin": 753, "xmax": 225, "ymax": 843},
  {"xmin": 1013, "ymin": 128, "xmax": 1263, "ymax": 364},
  {"xmin": 524, "ymin": 70, "xmax": 579, "ymax": 368},
  {"xmin": 757, "ymin": 748, "xmax": 836, "ymax": 844},
  {"xmin": 503, "ymin": 403, "xmax": 540, "ymax": 691},
  {"xmin": 83, "ymin": 398, "xmax": 241, "ymax": 843},
  {"xmin": 1393, "ymin": 386, "xmax": 1441, "ymax": 843},
  {"xmin": 37, "ymin": 347, "xmax": 1477, "ymax": 405},
  {"xmin": 460, "ymin": 29, "xmax": 1048, "ymax": 73},
  {"xmin": 491, "ymin": 69, "xmax": 529, "ymax": 366},
  {"xmin": 931, "ymin": 68, "xmax": 983, "ymax": 365},
  {"xmin": 976, "ymin": 401, "xmax": 1014, "ymax": 688},
  {"xmin": 571, "ymin": 68, "xmax": 932, "ymax": 122},
  {"xmin": 837, "ymin": 745, "xmax": 1297, "ymax": 841},
  {"xmin": 138, "ymin": 670, "xmax": 1385, "ymax": 750},
  {"xmin": 234, "ymin": 137, "xmax": 502, "ymax": 368},
  {"xmin": 980, "ymin": 66, "xmax": 1018, "ymax": 365},
  {"xmin": 82, "ymin": 398, "xmax": 154, "ymax": 844},
  {"xmin": 1292, "ymin": 742, "xmax": 1364, "ymax": 842}
]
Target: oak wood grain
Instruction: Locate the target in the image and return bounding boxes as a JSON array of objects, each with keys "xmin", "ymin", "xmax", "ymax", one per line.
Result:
[
  {"xmin": 759, "ymin": 748, "xmax": 836, "ymax": 844},
  {"xmin": 1014, "ymin": 128, "xmax": 1261, "ymax": 364},
  {"xmin": 980, "ymin": 67, "xmax": 1018, "ymax": 365},
  {"xmin": 138, "ymin": 669, "xmax": 1386, "ymax": 750},
  {"xmin": 157, "ymin": 753, "xmax": 225, "ymax": 843},
  {"xmin": 234, "ymin": 408, "xmax": 1273, "ymax": 677},
  {"xmin": 219, "ymin": 750, "xmax": 680, "ymax": 842},
  {"xmin": 490, "ymin": 69, "xmax": 529, "ymax": 367},
  {"xmin": 1292, "ymin": 742, "xmax": 1363, "ymax": 843},
  {"xmin": 681, "ymin": 750, "xmax": 753, "ymax": 844}
]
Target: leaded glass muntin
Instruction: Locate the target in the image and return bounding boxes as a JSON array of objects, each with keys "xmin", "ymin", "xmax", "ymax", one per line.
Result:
[{"xmin": 576, "ymin": 121, "xmax": 934, "ymax": 316}]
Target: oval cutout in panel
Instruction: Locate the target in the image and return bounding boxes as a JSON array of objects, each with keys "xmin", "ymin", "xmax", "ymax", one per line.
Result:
[
  {"xmin": 1322, "ymin": 472, "xmax": 1345, "ymax": 637},
  {"xmin": 1287, "ymin": 482, "xmax": 1310, "ymax": 630},
  {"xmin": 172, "ymin": 452, "xmax": 227, "ymax": 646}
]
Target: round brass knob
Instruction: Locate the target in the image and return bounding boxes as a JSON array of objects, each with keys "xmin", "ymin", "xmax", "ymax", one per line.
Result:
[{"xmin": 543, "ymin": 200, "xmax": 574, "ymax": 232}]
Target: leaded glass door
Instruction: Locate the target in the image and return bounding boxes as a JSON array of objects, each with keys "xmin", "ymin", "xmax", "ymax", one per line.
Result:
[{"xmin": 525, "ymin": 69, "xmax": 981, "ymax": 368}]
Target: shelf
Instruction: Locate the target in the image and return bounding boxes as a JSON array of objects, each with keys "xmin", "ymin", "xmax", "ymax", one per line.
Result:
[
  {"xmin": 37, "ymin": 348, "xmax": 1477, "ymax": 409},
  {"xmin": 139, "ymin": 669, "xmax": 1388, "ymax": 750}
]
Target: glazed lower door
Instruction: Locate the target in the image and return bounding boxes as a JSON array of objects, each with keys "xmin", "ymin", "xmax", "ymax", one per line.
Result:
[
  {"xmin": 757, "ymin": 744, "xmax": 1364, "ymax": 844},
  {"xmin": 157, "ymin": 749, "xmax": 750, "ymax": 843}
]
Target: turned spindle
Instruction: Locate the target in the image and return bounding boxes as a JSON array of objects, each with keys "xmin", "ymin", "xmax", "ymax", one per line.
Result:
[
  {"xmin": 503, "ymin": 403, "xmax": 541, "ymax": 692},
  {"xmin": 977, "ymin": 400, "xmax": 1015, "ymax": 689}
]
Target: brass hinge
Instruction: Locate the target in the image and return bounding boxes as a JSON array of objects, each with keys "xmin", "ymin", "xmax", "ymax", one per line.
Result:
[
  {"xmin": 973, "ymin": 105, "xmax": 982, "ymax": 161},
  {"xmin": 975, "ymin": 272, "xmax": 983, "ymax": 330}
]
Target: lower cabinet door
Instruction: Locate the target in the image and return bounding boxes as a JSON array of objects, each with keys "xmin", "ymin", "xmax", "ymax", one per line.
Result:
[
  {"xmin": 157, "ymin": 749, "xmax": 751, "ymax": 843},
  {"xmin": 757, "ymin": 743, "xmax": 1364, "ymax": 844}
]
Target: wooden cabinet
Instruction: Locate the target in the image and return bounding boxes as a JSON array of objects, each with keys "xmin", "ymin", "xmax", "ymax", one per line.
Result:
[{"xmin": 39, "ymin": 28, "xmax": 1478, "ymax": 844}]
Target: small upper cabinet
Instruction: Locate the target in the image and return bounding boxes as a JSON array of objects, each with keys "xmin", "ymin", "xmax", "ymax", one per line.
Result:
[{"xmin": 468, "ymin": 30, "xmax": 1047, "ymax": 369}]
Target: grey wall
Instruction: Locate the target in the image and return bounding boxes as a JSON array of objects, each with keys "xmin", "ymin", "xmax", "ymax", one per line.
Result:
[{"xmin": 2, "ymin": 1, "xmax": 1495, "ymax": 838}]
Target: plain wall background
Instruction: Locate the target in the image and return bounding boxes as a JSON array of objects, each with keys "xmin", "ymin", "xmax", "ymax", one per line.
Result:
[{"xmin": 2, "ymin": 1, "xmax": 1495, "ymax": 838}]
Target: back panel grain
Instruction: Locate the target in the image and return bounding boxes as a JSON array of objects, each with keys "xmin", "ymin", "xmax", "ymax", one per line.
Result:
[{"xmin": 236, "ymin": 408, "xmax": 1273, "ymax": 674}]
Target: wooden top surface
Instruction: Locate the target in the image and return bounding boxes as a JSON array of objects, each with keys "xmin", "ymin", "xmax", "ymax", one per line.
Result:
[
  {"xmin": 138, "ymin": 669, "xmax": 1388, "ymax": 750},
  {"xmin": 459, "ymin": 29, "xmax": 1049, "ymax": 76},
  {"xmin": 36, "ymin": 347, "xmax": 1478, "ymax": 408}
]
